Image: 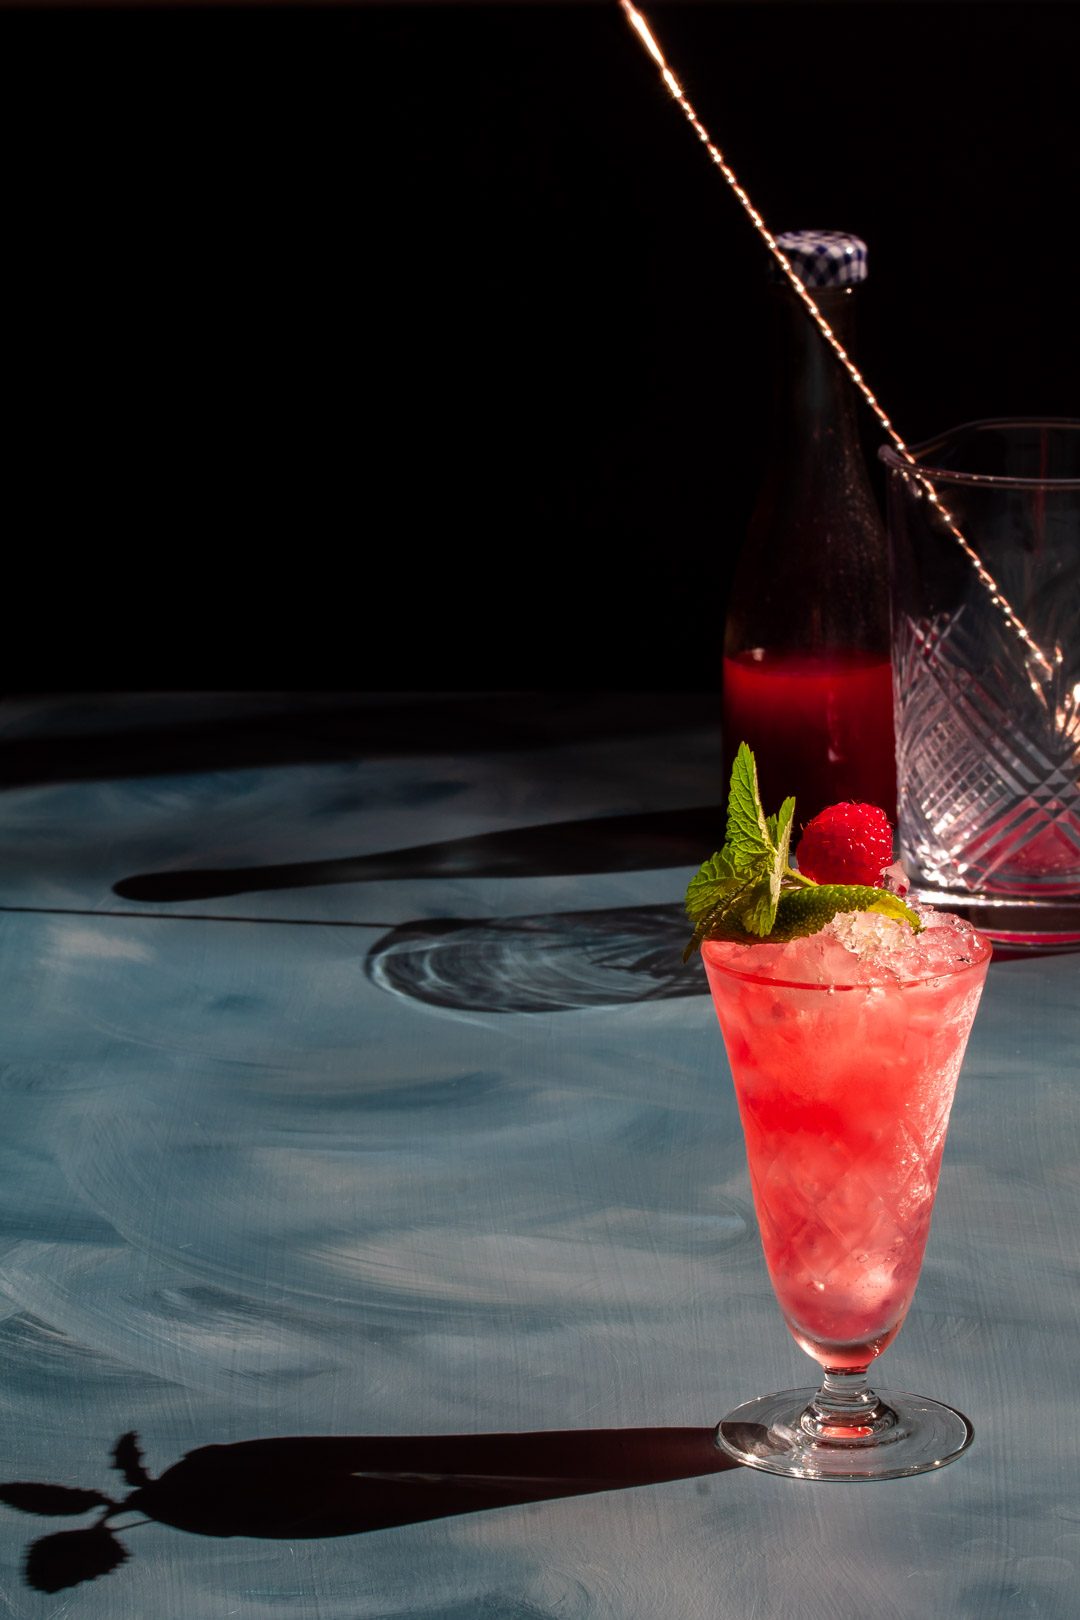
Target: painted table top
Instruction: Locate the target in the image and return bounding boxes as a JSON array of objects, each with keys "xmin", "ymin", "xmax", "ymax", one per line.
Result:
[{"xmin": 1, "ymin": 692, "xmax": 1077, "ymax": 1619}]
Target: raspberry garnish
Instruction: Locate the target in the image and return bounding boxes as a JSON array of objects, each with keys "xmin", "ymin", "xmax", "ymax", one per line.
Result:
[{"xmin": 795, "ymin": 802, "xmax": 894, "ymax": 888}]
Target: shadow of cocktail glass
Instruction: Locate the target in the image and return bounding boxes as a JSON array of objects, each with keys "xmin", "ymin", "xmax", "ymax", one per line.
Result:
[{"xmin": 0, "ymin": 1425, "xmax": 741, "ymax": 1593}]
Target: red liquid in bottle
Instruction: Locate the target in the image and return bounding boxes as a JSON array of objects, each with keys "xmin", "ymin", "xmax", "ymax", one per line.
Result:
[{"xmin": 722, "ymin": 648, "xmax": 896, "ymax": 824}]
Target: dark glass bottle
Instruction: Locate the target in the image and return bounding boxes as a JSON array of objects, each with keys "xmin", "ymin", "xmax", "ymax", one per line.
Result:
[{"xmin": 722, "ymin": 230, "xmax": 896, "ymax": 825}]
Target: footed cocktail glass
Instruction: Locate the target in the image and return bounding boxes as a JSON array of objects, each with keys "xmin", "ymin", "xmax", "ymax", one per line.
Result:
[{"xmin": 704, "ymin": 908, "xmax": 991, "ymax": 1480}]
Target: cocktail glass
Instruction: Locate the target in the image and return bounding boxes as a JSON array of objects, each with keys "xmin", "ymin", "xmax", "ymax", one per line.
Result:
[{"xmin": 704, "ymin": 910, "xmax": 991, "ymax": 1480}]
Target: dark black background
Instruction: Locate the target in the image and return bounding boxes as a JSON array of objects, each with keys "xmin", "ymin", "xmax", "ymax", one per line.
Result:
[{"xmin": 6, "ymin": 1, "xmax": 1079, "ymax": 692}]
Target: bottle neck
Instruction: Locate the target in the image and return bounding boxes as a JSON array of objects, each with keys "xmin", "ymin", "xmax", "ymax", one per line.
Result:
[
  {"xmin": 723, "ymin": 275, "xmax": 889, "ymax": 664},
  {"xmin": 764, "ymin": 283, "xmax": 863, "ymax": 450}
]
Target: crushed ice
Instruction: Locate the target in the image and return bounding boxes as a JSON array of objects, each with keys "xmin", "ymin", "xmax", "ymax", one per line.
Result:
[
  {"xmin": 828, "ymin": 908, "xmax": 912, "ymax": 958},
  {"xmin": 822, "ymin": 899, "xmax": 988, "ymax": 982}
]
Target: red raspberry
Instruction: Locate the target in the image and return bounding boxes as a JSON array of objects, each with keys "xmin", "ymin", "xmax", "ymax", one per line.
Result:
[{"xmin": 795, "ymin": 802, "xmax": 894, "ymax": 887}]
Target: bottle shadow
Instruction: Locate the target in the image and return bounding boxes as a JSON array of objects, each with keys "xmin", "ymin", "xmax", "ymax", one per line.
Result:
[
  {"xmin": 112, "ymin": 806, "xmax": 722, "ymax": 904},
  {"xmin": 2, "ymin": 693, "xmax": 721, "ymax": 792},
  {"xmin": 1, "ymin": 1425, "xmax": 742, "ymax": 1594}
]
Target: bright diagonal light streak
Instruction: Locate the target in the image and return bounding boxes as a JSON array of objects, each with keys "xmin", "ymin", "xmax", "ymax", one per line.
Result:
[{"xmin": 619, "ymin": 0, "xmax": 1055, "ymax": 684}]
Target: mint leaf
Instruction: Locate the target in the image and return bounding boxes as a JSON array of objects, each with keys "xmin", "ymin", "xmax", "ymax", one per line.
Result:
[
  {"xmin": 771, "ymin": 796, "xmax": 795, "ymax": 869},
  {"xmin": 682, "ymin": 867, "xmax": 761, "ymax": 960},
  {"xmin": 759, "ymin": 793, "xmax": 796, "ymax": 922},
  {"xmin": 683, "ymin": 751, "xmax": 795, "ymax": 955},
  {"xmin": 724, "ymin": 742, "xmax": 773, "ymax": 872}
]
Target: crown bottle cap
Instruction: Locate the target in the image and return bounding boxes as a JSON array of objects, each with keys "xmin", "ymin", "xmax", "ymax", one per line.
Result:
[{"xmin": 769, "ymin": 230, "xmax": 868, "ymax": 287}]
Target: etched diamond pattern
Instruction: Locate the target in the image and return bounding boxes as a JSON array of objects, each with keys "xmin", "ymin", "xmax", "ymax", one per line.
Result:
[
  {"xmin": 748, "ymin": 1084, "xmax": 956, "ymax": 1355},
  {"xmin": 895, "ymin": 610, "xmax": 1080, "ymax": 890}
]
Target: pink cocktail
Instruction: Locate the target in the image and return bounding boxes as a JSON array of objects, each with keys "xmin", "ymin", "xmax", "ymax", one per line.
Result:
[{"xmin": 704, "ymin": 906, "xmax": 990, "ymax": 1479}]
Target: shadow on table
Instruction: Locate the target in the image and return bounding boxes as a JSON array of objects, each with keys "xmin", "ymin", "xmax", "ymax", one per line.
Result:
[
  {"xmin": 111, "ymin": 807, "xmax": 715, "ymax": 1010},
  {"xmin": 0, "ymin": 1425, "xmax": 740, "ymax": 1594},
  {"xmin": 112, "ymin": 806, "xmax": 722, "ymax": 904},
  {"xmin": 366, "ymin": 903, "xmax": 706, "ymax": 1011},
  {"xmin": 2, "ymin": 693, "xmax": 721, "ymax": 791}
]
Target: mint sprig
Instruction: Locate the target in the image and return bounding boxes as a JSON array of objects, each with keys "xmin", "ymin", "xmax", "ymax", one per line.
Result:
[{"xmin": 682, "ymin": 742, "xmax": 920, "ymax": 958}]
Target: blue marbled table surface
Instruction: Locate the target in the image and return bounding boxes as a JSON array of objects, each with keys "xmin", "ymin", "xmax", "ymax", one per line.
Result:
[{"xmin": 1, "ymin": 692, "xmax": 1077, "ymax": 1619}]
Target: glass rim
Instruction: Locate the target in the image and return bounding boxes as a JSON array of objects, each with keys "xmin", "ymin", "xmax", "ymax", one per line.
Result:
[
  {"xmin": 701, "ymin": 933, "xmax": 993, "ymax": 991},
  {"xmin": 878, "ymin": 416, "xmax": 1080, "ymax": 490}
]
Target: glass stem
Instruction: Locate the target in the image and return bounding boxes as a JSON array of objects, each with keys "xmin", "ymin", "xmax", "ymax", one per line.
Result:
[{"xmin": 802, "ymin": 1370, "xmax": 897, "ymax": 1441}]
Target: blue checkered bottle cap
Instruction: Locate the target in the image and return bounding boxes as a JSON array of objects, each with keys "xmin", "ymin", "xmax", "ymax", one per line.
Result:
[{"xmin": 769, "ymin": 230, "xmax": 868, "ymax": 287}]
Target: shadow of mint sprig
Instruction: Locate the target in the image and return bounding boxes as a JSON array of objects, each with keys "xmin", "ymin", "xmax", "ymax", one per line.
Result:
[
  {"xmin": 0, "ymin": 1434, "xmax": 151, "ymax": 1593},
  {"xmin": 683, "ymin": 742, "xmax": 920, "ymax": 959}
]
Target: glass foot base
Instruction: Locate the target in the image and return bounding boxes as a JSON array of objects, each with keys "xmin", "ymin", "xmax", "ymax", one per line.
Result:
[{"xmin": 715, "ymin": 1386, "xmax": 974, "ymax": 1481}]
